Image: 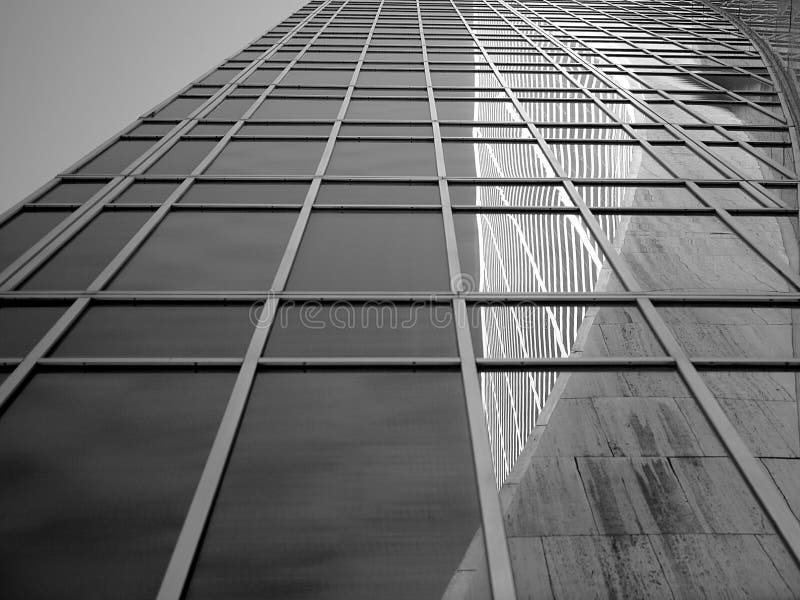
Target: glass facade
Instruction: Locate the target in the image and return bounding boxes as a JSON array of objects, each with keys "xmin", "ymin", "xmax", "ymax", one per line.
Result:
[{"xmin": 1, "ymin": 0, "xmax": 800, "ymax": 598}]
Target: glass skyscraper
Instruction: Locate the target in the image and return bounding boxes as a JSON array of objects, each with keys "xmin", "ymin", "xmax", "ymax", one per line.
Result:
[{"xmin": 2, "ymin": 0, "xmax": 800, "ymax": 598}]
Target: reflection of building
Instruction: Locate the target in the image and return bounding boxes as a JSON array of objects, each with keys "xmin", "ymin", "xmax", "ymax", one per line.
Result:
[{"xmin": 472, "ymin": 69, "xmax": 639, "ymax": 482}]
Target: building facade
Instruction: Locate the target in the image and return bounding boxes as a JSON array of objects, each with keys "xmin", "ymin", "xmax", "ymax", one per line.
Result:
[{"xmin": 1, "ymin": 0, "xmax": 800, "ymax": 598}]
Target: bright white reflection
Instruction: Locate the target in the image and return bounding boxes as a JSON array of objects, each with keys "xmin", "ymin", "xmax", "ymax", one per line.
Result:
[{"xmin": 472, "ymin": 64, "xmax": 642, "ymax": 484}]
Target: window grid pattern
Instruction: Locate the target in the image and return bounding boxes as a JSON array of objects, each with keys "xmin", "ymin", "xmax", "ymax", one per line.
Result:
[{"xmin": 1, "ymin": 0, "xmax": 800, "ymax": 599}]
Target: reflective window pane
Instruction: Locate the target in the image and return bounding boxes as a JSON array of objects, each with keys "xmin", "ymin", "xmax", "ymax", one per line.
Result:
[
  {"xmin": 0, "ymin": 210, "xmax": 72, "ymax": 272},
  {"xmin": 455, "ymin": 212, "xmax": 610, "ymax": 294},
  {"xmin": 265, "ymin": 302, "xmax": 457, "ymax": 357},
  {"xmin": 316, "ymin": 182, "xmax": 439, "ymax": 205},
  {"xmin": 147, "ymin": 140, "xmax": 218, "ymax": 175},
  {"xmin": 328, "ymin": 141, "xmax": 436, "ymax": 176},
  {"xmin": 208, "ymin": 141, "xmax": 326, "ymax": 175},
  {"xmin": 112, "ymin": 182, "xmax": 180, "ymax": 205},
  {"xmin": 152, "ymin": 97, "xmax": 206, "ymax": 119},
  {"xmin": 0, "ymin": 304, "xmax": 66, "ymax": 356},
  {"xmin": 0, "ymin": 370, "xmax": 234, "ymax": 600},
  {"xmin": 110, "ymin": 211, "xmax": 297, "ymax": 291},
  {"xmin": 357, "ymin": 69, "xmax": 426, "ymax": 86},
  {"xmin": 449, "ymin": 183, "xmax": 572, "ymax": 207},
  {"xmin": 206, "ymin": 98, "xmax": 253, "ymax": 120},
  {"xmin": 346, "ymin": 99, "xmax": 430, "ymax": 120},
  {"xmin": 288, "ymin": 212, "xmax": 449, "ymax": 291},
  {"xmin": 22, "ymin": 210, "xmax": 153, "ymax": 291},
  {"xmin": 187, "ymin": 370, "xmax": 480, "ymax": 600},
  {"xmin": 53, "ymin": 303, "xmax": 255, "ymax": 357},
  {"xmin": 251, "ymin": 98, "xmax": 342, "ymax": 120},
  {"xmin": 34, "ymin": 182, "xmax": 107, "ymax": 205},
  {"xmin": 180, "ymin": 182, "xmax": 309, "ymax": 205},
  {"xmin": 77, "ymin": 140, "xmax": 153, "ymax": 175}
]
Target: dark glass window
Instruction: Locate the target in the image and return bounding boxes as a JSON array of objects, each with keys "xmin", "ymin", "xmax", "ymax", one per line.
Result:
[
  {"xmin": 345, "ymin": 99, "xmax": 430, "ymax": 120},
  {"xmin": 449, "ymin": 183, "xmax": 572, "ymax": 207},
  {"xmin": 238, "ymin": 123, "xmax": 333, "ymax": 136},
  {"xmin": 186, "ymin": 370, "xmax": 479, "ymax": 600},
  {"xmin": 251, "ymin": 98, "xmax": 342, "ymax": 120},
  {"xmin": 444, "ymin": 141, "xmax": 554, "ymax": 178},
  {"xmin": 265, "ymin": 302, "xmax": 457, "ymax": 357},
  {"xmin": 34, "ymin": 182, "xmax": 107, "ymax": 205},
  {"xmin": 112, "ymin": 182, "xmax": 180, "ymax": 204},
  {"xmin": 208, "ymin": 141, "xmax": 326, "ymax": 175},
  {"xmin": 327, "ymin": 141, "xmax": 436, "ymax": 176},
  {"xmin": 52, "ymin": 303, "xmax": 255, "ymax": 357},
  {"xmin": 22, "ymin": 210, "xmax": 152, "ymax": 291},
  {"xmin": 288, "ymin": 212, "xmax": 449, "ymax": 291},
  {"xmin": 338, "ymin": 123, "xmax": 432, "ymax": 137},
  {"xmin": 0, "ymin": 304, "xmax": 66, "ymax": 356},
  {"xmin": 77, "ymin": 140, "xmax": 154, "ymax": 175},
  {"xmin": 0, "ymin": 210, "xmax": 72, "ymax": 273},
  {"xmin": 316, "ymin": 182, "xmax": 439, "ymax": 205},
  {"xmin": 147, "ymin": 140, "xmax": 218, "ymax": 175},
  {"xmin": 110, "ymin": 211, "xmax": 297, "ymax": 291},
  {"xmin": 189, "ymin": 123, "xmax": 234, "ymax": 136},
  {"xmin": 206, "ymin": 98, "xmax": 253, "ymax": 120},
  {"xmin": 243, "ymin": 68, "xmax": 283, "ymax": 86},
  {"xmin": 281, "ymin": 69, "xmax": 355, "ymax": 86},
  {"xmin": 130, "ymin": 122, "xmax": 175, "ymax": 136},
  {"xmin": 357, "ymin": 70, "xmax": 427, "ymax": 86},
  {"xmin": 152, "ymin": 97, "xmax": 206, "ymax": 119},
  {"xmin": 181, "ymin": 182, "xmax": 309, "ymax": 205},
  {"xmin": 0, "ymin": 370, "xmax": 234, "ymax": 600}
]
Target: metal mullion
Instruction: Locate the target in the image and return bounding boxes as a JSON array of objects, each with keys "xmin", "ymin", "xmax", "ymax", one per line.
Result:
[
  {"xmin": 418, "ymin": 3, "xmax": 517, "ymax": 600},
  {"xmin": 494, "ymin": 0, "xmax": 790, "ymax": 210},
  {"xmin": 155, "ymin": 3, "xmax": 381, "ymax": 598}
]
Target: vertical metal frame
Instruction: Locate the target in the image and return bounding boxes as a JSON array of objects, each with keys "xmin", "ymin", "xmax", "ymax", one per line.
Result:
[
  {"xmin": 155, "ymin": 2, "xmax": 391, "ymax": 597},
  {"xmin": 417, "ymin": 2, "xmax": 518, "ymax": 598}
]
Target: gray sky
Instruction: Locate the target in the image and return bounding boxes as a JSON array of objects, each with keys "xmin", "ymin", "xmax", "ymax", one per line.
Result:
[{"xmin": 0, "ymin": 0, "xmax": 307, "ymax": 213}]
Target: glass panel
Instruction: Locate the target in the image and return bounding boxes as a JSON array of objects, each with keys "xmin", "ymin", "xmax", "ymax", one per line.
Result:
[
  {"xmin": 206, "ymin": 98, "xmax": 253, "ymax": 120},
  {"xmin": 264, "ymin": 302, "xmax": 457, "ymax": 357},
  {"xmin": 208, "ymin": 141, "xmax": 326, "ymax": 175},
  {"xmin": 357, "ymin": 69, "xmax": 427, "ymax": 86},
  {"xmin": 576, "ymin": 185, "xmax": 702, "ymax": 208},
  {"xmin": 239, "ymin": 123, "xmax": 333, "ymax": 136},
  {"xmin": 0, "ymin": 370, "xmax": 234, "ymax": 600},
  {"xmin": 52, "ymin": 303, "xmax": 254, "ymax": 357},
  {"xmin": 316, "ymin": 182, "xmax": 439, "ymax": 205},
  {"xmin": 437, "ymin": 100, "xmax": 519, "ymax": 122},
  {"xmin": 288, "ymin": 212, "xmax": 449, "ymax": 291},
  {"xmin": 147, "ymin": 140, "xmax": 218, "ymax": 175},
  {"xmin": 659, "ymin": 305, "xmax": 797, "ymax": 359},
  {"xmin": 469, "ymin": 303, "xmax": 664, "ymax": 359},
  {"xmin": 130, "ymin": 122, "xmax": 175, "ymax": 136},
  {"xmin": 251, "ymin": 98, "xmax": 342, "ymax": 120},
  {"xmin": 338, "ymin": 123, "xmax": 432, "ymax": 137},
  {"xmin": 243, "ymin": 68, "xmax": 283, "ymax": 86},
  {"xmin": 180, "ymin": 182, "xmax": 309, "ymax": 205},
  {"xmin": 112, "ymin": 182, "xmax": 180, "ymax": 204},
  {"xmin": 77, "ymin": 140, "xmax": 153, "ymax": 175},
  {"xmin": 551, "ymin": 143, "xmax": 672, "ymax": 178},
  {"xmin": 22, "ymin": 210, "xmax": 153, "ymax": 291},
  {"xmin": 186, "ymin": 370, "xmax": 481, "ymax": 600},
  {"xmin": 0, "ymin": 304, "xmax": 66, "ymax": 356},
  {"xmin": 450, "ymin": 183, "xmax": 573, "ymax": 207},
  {"xmin": 189, "ymin": 123, "xmax": 235, "ymax": 136},
  {"xmin": 647, "ymin": 144, "xmax": 724, "ymax": 179},
  {"xmin": 327, "ymin": 141, "xmax": 436, "ymax": 176},
  {"xmin": 34, "ymin": 182, "xmax": 107, "ymax": 205},
  {"xmin": 346, "ymin": 99, "xmax": 430, "ymax": 120},
  {"xmin": 0, "ymin": 210, "xmax": 72, "ymax": 272},
  {"xmin": 110, "ymin": 211, "xmax": 297, "ymax": 291},
  {"xmin": 613, "ymin": 214, "xmax": 791, "ymax": 293},
  {"xmin": 281, "ymin": 69, "xmax": 355, "ymax": 86},
  {"xmin": 454, "ymin": 212, "xmax": 611, "ymax": 294},
  {"xmin": 444, "ymin": 141, "xmax": 556, "ymax": 178},
  {"xmin": 152, "ymin": 97, "xmax": 206, "ymax": 119}
]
